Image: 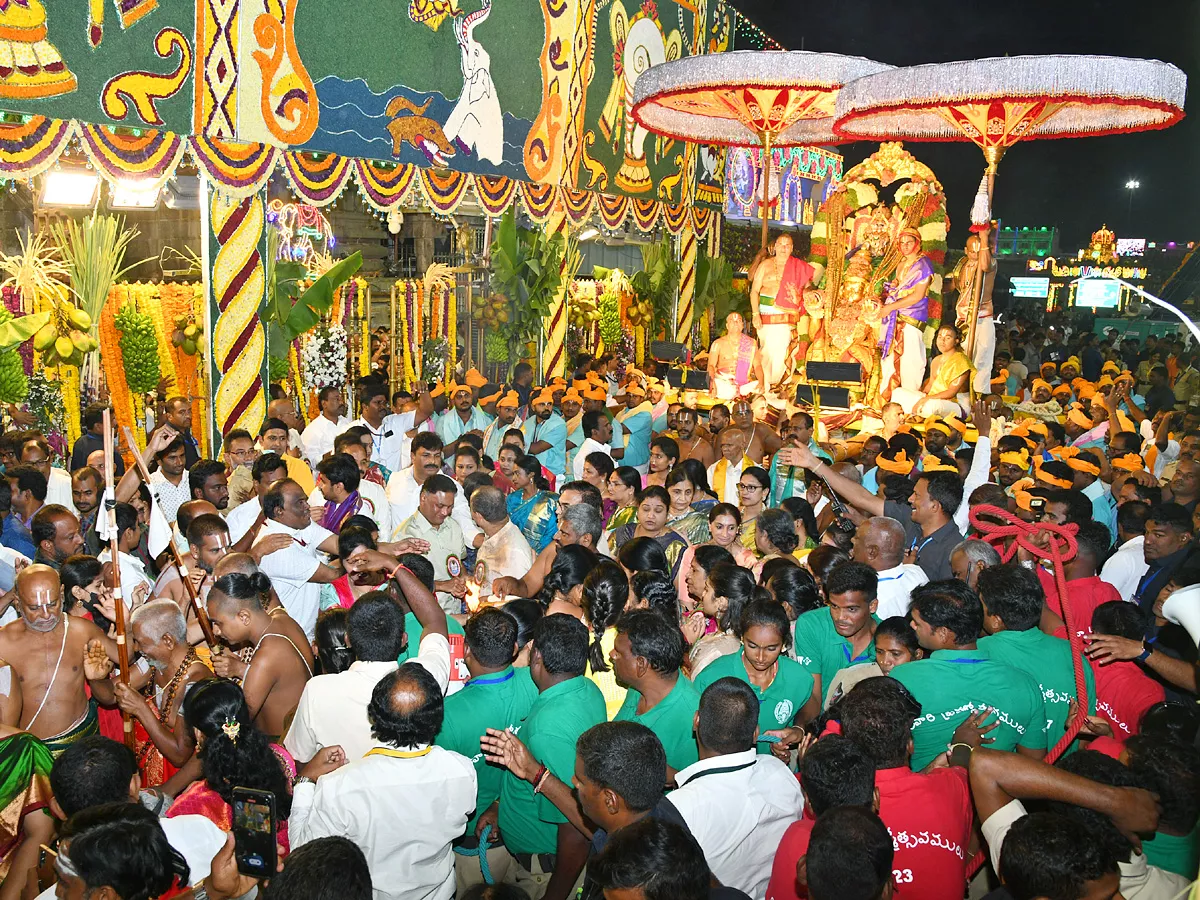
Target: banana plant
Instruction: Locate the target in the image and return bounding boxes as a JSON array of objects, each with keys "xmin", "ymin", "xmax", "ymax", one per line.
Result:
[
  {"xmin": 489, "ymin": 208, "xmax": 568, "ymax": 363},
  {"xmin": 630, "ymin": 236, "xmax": 680, "ymax": 339},
  {"xmin": 264, "ymin": 228, "xmax": 363, "ymax": 342}
]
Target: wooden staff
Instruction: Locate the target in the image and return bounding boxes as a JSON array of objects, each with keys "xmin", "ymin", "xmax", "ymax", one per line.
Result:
[
  {"xmin": 102, "ymin": 410, "xmax": 134, "ymax": 751},
  {"xmin": 120, "ymin": 427, "xmax": 218, "ymax": 647}
]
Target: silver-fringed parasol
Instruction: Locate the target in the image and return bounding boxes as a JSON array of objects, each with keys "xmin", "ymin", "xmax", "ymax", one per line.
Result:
[
  {"xmin": 832, "ymin": 54, "xmax": 1187, "ymax": 356},
  {"xmin": 631, "ymin": 50, "xmax": 893, "ymax": 249}
]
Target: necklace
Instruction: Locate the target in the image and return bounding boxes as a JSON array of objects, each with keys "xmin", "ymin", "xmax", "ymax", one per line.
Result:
[{"xmin": 146, "ymin": 649, "xmax": 200, "ymax": 723}]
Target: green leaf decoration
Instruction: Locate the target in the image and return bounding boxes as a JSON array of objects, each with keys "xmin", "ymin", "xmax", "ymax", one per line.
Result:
[{"xmin": 0, "ymin": 310, "xmax": 51, "ymax": 352}]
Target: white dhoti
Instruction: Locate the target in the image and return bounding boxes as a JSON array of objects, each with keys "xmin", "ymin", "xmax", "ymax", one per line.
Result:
[
  {"xmin": 971, "ymin": 316, "xmax": 996, "ymax": 394},
  {"xmin": 880, "ymin": 322, "xmax": 927, "ymax": 397},
  {"xmin": 713, "ymin": 375, "xmax": 759, "ymax": 401},
  {"xmin": 891, "ymin": 387, "xmax": 967, "ymax": 417},
  {"xmin": 758, "ymin": 323, "xmax": 792, "ymax": 389}
]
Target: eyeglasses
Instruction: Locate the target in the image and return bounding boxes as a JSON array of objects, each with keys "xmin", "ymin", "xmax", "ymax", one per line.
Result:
[{"xmin": 737, "ymin": 483, "xmax": 762, "ymax": 492}]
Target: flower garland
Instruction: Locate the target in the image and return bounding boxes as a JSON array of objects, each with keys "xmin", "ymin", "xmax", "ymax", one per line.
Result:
[
  {"xmin": 397, "ymin": 283, "xmax": 415, "ymax": 388},
  {"xmin": 99, "ymin": 286, "xmax": 136, "ymax": 441},
  {"xmin": 446, "ymin": 284, "xmax": 456, "ymax": 381},
  {"xmin": 301, "ymin": 323, "xmax": 348, "ymax": 394},
  {"xmin": 356, "ymin": 278, "xmax": 370, "ymax": 378},
  {"xmin": 25, "ymin": 371, "xmax": 66, "ymax": 459}
]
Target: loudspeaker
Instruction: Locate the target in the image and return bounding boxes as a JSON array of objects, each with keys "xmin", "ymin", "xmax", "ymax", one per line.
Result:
[
  {"xmin": 804, "ymin": 361, "xmax": 864, "ymax": 385},
  {"xmin": 667, "ymin": 368, "xmax": 709, "ymax": 390},
  {"xmin": 795, "ymin": 385, "xmax": 852, "ymax": 408},
  {"xmin": 651, "ymin": 341, "xmax": 687, "ymax": 362}
]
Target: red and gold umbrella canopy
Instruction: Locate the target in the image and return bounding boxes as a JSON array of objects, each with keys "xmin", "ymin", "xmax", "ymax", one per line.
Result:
[
  {"xmin": 632, "ymin": 50, "xmax": 893, "ymax": 248},
  {"xmin": 833, "ymin": 54, "xmax": 1187, "ymax": 353}
]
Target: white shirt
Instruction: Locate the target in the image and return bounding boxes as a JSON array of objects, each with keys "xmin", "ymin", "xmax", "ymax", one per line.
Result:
[
  {"xmin": 253, "ymin": 518, "xmax": 335, "ymax": 638},
  {"xmin": 46, "ymin": 467, "xmax": 76, "ymax": 516},
  {"xmin": 36, "ymin": 814, "xmax": 227, "ymax": 900},
  {"xmin": 226, "ymin": 496, "xmax": 262, "ymax": 545},
  {"xmin": 307, "ymin": 479, "xmax": 391, "ymax": 539},
  {"xmin": 668, "ymin": 749, "xmax": 804, "ymax": 900},
  {"xmin": 874, "ymin": 563, "xmax": 928, "ymax": 619},
  {"xmin": 1141, "ymin": 436, "xmax": 1179, "ymax": 479},
  {"xmin": 1100, "ymin": 534, "xmax": 1149, "ymax": 603},
  {"xmin": 285, "ymin": 633, "xmax": 451, "ymax": 764},
  {"xmin": 573, "ymin": 438, "xmax": 612, "ymax": 480},
  {"xmin": 982, "ymin": 798, "xmax": 1189, "ymax": 900},
  {"xmin": 290, "ymin": 743, "xmax": 476, "ymax": 900},
  {"xmin": 301, "ymin": 414, "xmax": 350, "ymax": 467},
  {"xmin": 451, "ymin": 482, "xmax": 482, "ymax": 549},
  {"xmin": 386, "ymin": 466, "xmax": 421, "ymax": 536},
  {"xmin": 340, "ymin": 415, "xmax": 408, "ymax": 475},
  {"xmin": 98, "ymin": 548, "xmax": 155, "ymax": 597},
  {"xmin": 288, "ymin": 632, "xmax": 464, "ymax": 900},
  {"xmin": 476, "ymin": 521, "xmax": 534, "ymax": 598},
  {"xmin": 707, "ymin": 457, "xmax": 745, "ymax": 506},
  {"xmin": 147, "ymin": 470, "xmax": 191, "ymax": 526}
]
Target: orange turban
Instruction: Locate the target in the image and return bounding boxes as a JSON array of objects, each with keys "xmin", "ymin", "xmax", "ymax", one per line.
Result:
[
  {"xmin": 531, "ymin": 388, "xmax": 556, "ymax": 406},
  {"xmin": 625, "ymin": 382, "xmax": 646, "ymax": 397},
  {"xmin": 877, "ymin": 450, "xmax": 915, "ymax": 476},
  {"xmin": 1067, "ymin": 408, "xmax": 1093, "ymax": 430},
  {"xmin": 429, "ymin": 383, "xmax": 446, "ymax": 399},
  {"xmin": 562, "ymin": 389, "xmax": 582, "ymax": 404},
  {"xmin": 922, "ymin": 457, "xmax": 959, "ymax": 474},
  {"xmin": 449, "ymin": 382, "xmax": 472, "ymax": 398},
  {"xmin": 944, "ymin": 416, "xmax": 967, "ymax": 435},
  {"xmin": 1111, "ymin": 453, "xmax": 1146, "ymax": 472},
  {"xmin": 583, "ymin": 386, "xmax": 608, "ymax": 402},
  {"xmin": 1014, "ymin": 490, "xmax": 1034, "ymax": 512},
  {"xmin": 572, "ymin": 379, "xmax": 589, "ymax": 392},
  {"xmin": 925, "ymin": 419, "xmax": 952, "ymax": 436},
  {"xmin": 496, "ymin": 391, "xmax": 520, "ymax": 409},
  {"xmin": 1048, "ymin": 445, "xmax": 1080, "ymax": 460},
  {"xmin": 1032, "ymin": 379, "xmax": 1052, "ymax": 394},
  {"xmin": 478, "ymin": 388, "xmax": 502, "ymax": 405},
  {"xmin": 999, "ymin": 450, "xmax": 1030, "ymax": 469},
  {"xmin": 1102, "ymin": 361, "xmax": 1120, "ymax": 375},
  {"xmin": 1040, "ymin": 362, "xmax": 1058, "ymax": 374},
  {"xmin": 1053, "ymin": 385, "xmax": 1073, "ymax": 398},
  {"xmin": 1026, "ymin": 421, "xmax": 1049, "ymax": 439},
  {"xmin": 464, "ymin": 368, "xmax": 488, "ymax": 388},
  {"xmin": 1037, "ymin": 470, "xmax": 1074, "ymax": 490},
  {"xmin": 1066, "ymin": 456, "xmax": 1101, "ymax": 477}
]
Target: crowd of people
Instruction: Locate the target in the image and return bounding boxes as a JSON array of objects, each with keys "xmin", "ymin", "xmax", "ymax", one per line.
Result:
[{"xmin": 0, "ymin": 312, "xmax": 1196, "ymax": 900}]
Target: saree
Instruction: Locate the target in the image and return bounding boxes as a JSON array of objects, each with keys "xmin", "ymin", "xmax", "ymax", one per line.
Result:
[
  {"xmin": 667, "ymin": 510, "xmax": 711, "ymax": 545},
  {"xmin": 605, "ymin": 504, "xmax": 637, "ymax": 539},
  {"xmin": 321, "ymin": 491, "xmax": 363, "ymax": 532},
  {"xmin": 612, "ymin": 526, "xmax": 688, "ymax": 580},
  {"xmin": 167, "ymin": 743, "xmax": 296, "ymax": 854},
  {"xmin": 507, "ymin": 490, "xmax": 559, "ymax": 554},
  {"xmin": 0, "ymin": 732, "xmax": 53, "ymax": 882}
]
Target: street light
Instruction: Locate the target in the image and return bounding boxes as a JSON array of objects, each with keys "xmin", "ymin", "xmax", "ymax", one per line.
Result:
[{"xmin": 1125, "ymin": 179, "xmax": 1140, "ymax": 228}]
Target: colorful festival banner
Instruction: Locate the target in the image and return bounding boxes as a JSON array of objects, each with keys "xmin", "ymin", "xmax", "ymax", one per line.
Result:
[
  {"xmin": 77, "ymin": 125, "xmax": 187, "ymax": 189},
  {"xmin": 280, "ymin": 151, "xmax": 354, "ymax": 207},
  {"xmin": 0, "ymin": 116, "xmax": 76, "ymax": 181}
]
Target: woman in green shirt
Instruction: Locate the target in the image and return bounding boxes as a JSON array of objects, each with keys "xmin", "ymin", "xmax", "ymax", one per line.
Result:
[{"xmin": 692, "ymin": 598, "xmax": 815, "ymax": 755}]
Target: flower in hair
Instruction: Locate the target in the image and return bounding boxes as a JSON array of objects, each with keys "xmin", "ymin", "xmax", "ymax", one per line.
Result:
[{"xmin": 221, "ymin": 717, "xmax": 241, "ymax": 744}]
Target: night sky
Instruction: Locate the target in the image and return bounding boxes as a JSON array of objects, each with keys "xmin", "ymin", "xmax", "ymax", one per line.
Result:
[{"xmin": 728, "ymin": 0, "xmax": 1199, "ymax": 251}]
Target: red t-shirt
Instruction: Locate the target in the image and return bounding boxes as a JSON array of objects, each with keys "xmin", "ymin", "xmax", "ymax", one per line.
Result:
[
  {"xmin": 766, "ymin": 766, "xmax": 972, "ymax": 900},
  {"xmin": 1038, "ymin": 570, "xmax": 1121, "ymax": 638},
  {"xmin": 1093, "ymin": 659, "xmax": 1165, "ymax": 739}
]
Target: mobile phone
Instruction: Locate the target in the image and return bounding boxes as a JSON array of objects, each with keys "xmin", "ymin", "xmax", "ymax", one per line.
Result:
[
  {"xmin": 232, "ymin": 787, "xmax": 277, "ymax": 878},
  {"xmin": 1029, "ymin": 497, "xmax": 1047, "ymax": 518}
]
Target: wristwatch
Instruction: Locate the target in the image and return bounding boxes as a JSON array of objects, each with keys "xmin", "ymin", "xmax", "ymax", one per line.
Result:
[
  {"xmin": 1136, "ymin": 640, "xmax": 1153, "ymax": 662},
  {"xmin": 191, "ymin": 882, "xmax": 210, "ymax": 900},
  {"xmin": 294, "ymin": 775, "xmax": 316, "ymax": 787}
]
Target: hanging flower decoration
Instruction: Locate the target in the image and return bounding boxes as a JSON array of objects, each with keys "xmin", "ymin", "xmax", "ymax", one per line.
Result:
[{"xmin": 301, "ymin": 323, "xmax": 349, "ymax": 393}]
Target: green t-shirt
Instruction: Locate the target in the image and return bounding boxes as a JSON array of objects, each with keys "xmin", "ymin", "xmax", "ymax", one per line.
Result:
[
  {"xmin": 434, "ymin": 666, "xmax": 539, "ymax": 834},
  {"xmin": 792, "ymin": 607, "xmax": 877, "ymax": 702},
  {"xmin": 891, "ymin": 647, "xmax": 1048, "ymax": 771},
  {"xmin": 398, "ymin": 613, "xmax": 465, "ymax": 665},
  {"xmin": 692, "ymin": 650, "xmax": 815, "ymax": 753},
  {"xmin": 497, "ymin": 675, "xmax": 607, "ymax": 854},
  {"xmin": 977, "ymin": 628, "xmax": 1097, "ymax": 752},
  {"xmin": 614, "ymin": 674, "xmax": 701, "ymax": 771},
  {"xmin": 1141, "ymin": 824, "xmax": 1200, "ymax": 880}
]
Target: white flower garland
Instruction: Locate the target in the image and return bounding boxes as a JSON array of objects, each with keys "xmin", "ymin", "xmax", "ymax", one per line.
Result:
[{"xmin": 301, "ymin": 323, "xmax": 348, "ymax": 393}]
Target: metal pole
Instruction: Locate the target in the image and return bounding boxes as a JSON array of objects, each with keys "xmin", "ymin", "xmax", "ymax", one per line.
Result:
[{"xmin": 759, "ymin": 130, "xmax": 773, "ymax": 251}]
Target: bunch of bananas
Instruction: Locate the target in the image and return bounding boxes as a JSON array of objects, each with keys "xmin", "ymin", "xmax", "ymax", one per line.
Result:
[
  {"xmin": 569, "ymin": 292, "xmax": 600, "ymax": 329},
  {"xmin": 626, "ymin": 297, "xmax": 654, "ymax": 329},
  {"xmin": 484, "ymin": 330, "xmax": 508, "ymax": 364},
  {"xmin": 114, "ymin": 303, "xmax": 162, "ymax": 393},
  {"xmin": 471, "ymin": 293, "xmax": 511, "ymax": 329},
  {"xmin": 598, "ymin": 290, "xmax": 622, "ymax": 345},
  {"xmin": 170, "ymin": 315, "xmax": 204, "ymax": 356},
  {"xmin": 0, "ymin": 308, "xmax": 28, "ymax": 403},
  {"xmin": 31, "ymin": 297, "xmax": 97, "ymax": 368}
]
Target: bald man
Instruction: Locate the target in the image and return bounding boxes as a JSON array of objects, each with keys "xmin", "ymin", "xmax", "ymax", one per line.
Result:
[
  {"xmin": 114, "ymin": 599, "xmax": 211, "ymax": 785},
  {"xmin": 0, "ymin": 565, "xmax": 120, "ymax": 756},
  {"xmin": 850, "ymin": 516, "xmax": 928, "ymax": 619}
]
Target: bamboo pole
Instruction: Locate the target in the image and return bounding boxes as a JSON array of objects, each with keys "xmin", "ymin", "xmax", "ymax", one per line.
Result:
[
  {"xmin": 102, "ymin": 410, "xmax": 134, "ymax": 751},
  {"xmin": 120, "ymin": 427, "xmax": 218, "ymax": 647}
]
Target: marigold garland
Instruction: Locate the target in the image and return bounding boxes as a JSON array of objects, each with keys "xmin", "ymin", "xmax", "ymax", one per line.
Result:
[
  {"xmin": 446, "ymin": 283, "xmax": 456, "ymax": 383},
  {"xmin": 100, "ymin": 285, "xmax": 137, "ymax": 447}
]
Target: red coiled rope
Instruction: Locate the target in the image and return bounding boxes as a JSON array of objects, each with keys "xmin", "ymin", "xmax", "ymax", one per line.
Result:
[{"xmin": 961, "ymin": 504, "xmax": 1092, "ymax": 878}]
